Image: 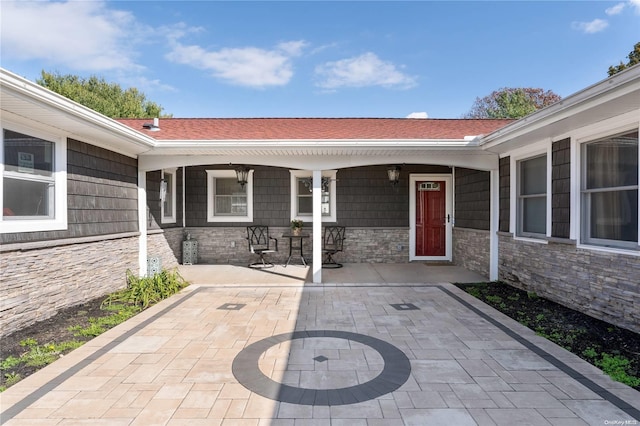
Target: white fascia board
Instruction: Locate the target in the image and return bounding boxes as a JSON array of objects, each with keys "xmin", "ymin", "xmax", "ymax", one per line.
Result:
[
  {"xmin": 1, "ymin": 68, "xmax": 156, "ymax": 153},
  {"xmin": 480, "ymin": 65, "xmax": 640, "ymax": 150},
  {"xmin": 150, "ymin": 138, "xmax": 481, "ymax": 150}
]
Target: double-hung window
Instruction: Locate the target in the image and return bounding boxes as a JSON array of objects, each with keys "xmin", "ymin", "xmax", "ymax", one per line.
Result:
[
  {"xmin": 161, "ymin": 168, "xmax": 176, "ymax": 224},
  {"xmin": 290, "ymin": 170, "xmax": 337, "ymax": 222},
  {"xmin": 517, "ymin": 154, "xmax": 547, "ymax": 237},
  {"xmin": 1, "ymin": 127, "xmax": 67, "ymax": 233},
  {"xmin": 206, "ymin": 169, "xmax": 253, "ymax": 222},
  {"xmin": 581, "ymin": 130, "xmax": 638, "ymax": 250}
]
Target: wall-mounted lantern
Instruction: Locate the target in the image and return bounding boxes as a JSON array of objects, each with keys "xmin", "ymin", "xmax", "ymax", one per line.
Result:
[
  {"xmin": 234, "ymin": 165, "xmax": 251, "ymax": 189},
  {"xmin": 387, "ymin": 165, "xmax": 401, "ymax": 187}
]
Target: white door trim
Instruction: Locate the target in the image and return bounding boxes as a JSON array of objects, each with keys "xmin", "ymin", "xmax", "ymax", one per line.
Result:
[{"xmin": 409, "ymin": 174, "xmax": 453, "ymax": 261}]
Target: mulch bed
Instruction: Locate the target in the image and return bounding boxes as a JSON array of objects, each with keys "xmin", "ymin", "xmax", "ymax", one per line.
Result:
[
  {"xmin": 456, "ymin": 282, "xmax": 640, "ymax": 391},
  {"xmin": 0, "ymin": 296, "xmax": 110, "ymax": 388}
]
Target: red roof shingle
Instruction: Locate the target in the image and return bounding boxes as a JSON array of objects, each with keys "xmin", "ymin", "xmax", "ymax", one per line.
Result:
[{"xmin": 116, "ymin": 118, "xmax": 513, "ymax": 141}]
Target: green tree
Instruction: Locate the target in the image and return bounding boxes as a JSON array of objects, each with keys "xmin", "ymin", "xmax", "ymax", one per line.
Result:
[
  {"xmin": 607, "ymin": 42, "xmax": 640, "ymax": 76},
  {"xmin": 36, "ymin": 71, "xmax": 170, "ymax": 118},
  {"xmin": 464, "ymin": 87, "xmax": 561, "ymax": 119}
]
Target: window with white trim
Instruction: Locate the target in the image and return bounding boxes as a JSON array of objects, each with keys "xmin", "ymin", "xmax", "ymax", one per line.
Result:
[
  {"xmin": 161, "ymin": 168, "xmax": 176, "ymax": 224},
  {"xmin": 581, "ymin": 130, "xmax": 638, "ymax": 249},
  {"xmin": 517, "ymin": 154, "xmax": 547, "ymax": 237},
  {"xmin": 206, "ymin": 169, "xmax": 253, "ymax": 222},
  {"xmin": 1, "ymin": 127, "xmax": 67, "ymax": 233},
  {"xmin": 290, "ymin": 170, "xmax": 337, "ymax": 222}
]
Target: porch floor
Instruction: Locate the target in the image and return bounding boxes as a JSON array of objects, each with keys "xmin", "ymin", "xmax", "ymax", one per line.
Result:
[
  {"xmin": 2, "ymin": 264, "xmax": 638, "ymax": 425},
  {"xmin": 177, "ymin": 262, "xmax": 489, "ymax": 286}
]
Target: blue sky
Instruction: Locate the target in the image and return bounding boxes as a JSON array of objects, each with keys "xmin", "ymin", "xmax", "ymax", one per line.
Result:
[{"xmin": 1, "ymin": 1, "xmax": 639, "ymax": 119}]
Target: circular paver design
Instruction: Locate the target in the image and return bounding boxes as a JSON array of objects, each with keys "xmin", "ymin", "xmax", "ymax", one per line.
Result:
[{"xmin": 232, "ymin": 330, "xmax": 411, "ymax": 406}]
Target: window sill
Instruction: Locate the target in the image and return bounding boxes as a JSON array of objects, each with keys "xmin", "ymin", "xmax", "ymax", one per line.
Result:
[
  {"xmin": 207, "ymin": 216, "xmax": 252, "ymax": 223},
  {"xmin": 513, "ymin": 236, "xmax": 549, "ymax": 245},
  {"xmin": 0, "ymin": 219, "xmax": 67, "ymax": 234},
  {"xmin": 577, "ymin": 243, "xmax": 640, "ymax": 257}
]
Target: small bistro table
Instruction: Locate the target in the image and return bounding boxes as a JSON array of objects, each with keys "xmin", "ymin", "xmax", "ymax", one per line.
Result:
[{"xmin": 282, "ymin": 233, "xmax": 309, "ymax": 267}]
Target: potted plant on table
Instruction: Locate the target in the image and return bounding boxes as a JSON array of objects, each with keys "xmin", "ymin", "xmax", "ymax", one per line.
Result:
[{"xmin": 290, "ymin": 219, "xmax": 304, "ymax": 236}]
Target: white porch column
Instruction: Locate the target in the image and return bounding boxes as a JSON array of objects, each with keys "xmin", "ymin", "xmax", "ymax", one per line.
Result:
[
  {"xmin": 489, "ymin": 169, "xmax": 499, "ymax": 281},
  {"xmin": 312, "ymin": 170, "xmax": 322, "ymax": 283},
  {"xmin": 182, "ymin": 166, "xmax": 186, "ymax": 228},
  {"xmin": 138, "ymin": 170, "xmax": 148, "ymax": 277}
]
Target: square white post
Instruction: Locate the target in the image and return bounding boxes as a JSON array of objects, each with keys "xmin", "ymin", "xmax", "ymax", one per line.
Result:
[
  {"xmin": 489, "ymin": 169, "xmax": 499, "ymax": 281},
  {"xmin": 138, "ymin": 170, "xmax": 148, "ymax": 277},
  {"xmin": 312, "ymin": 170, "xmax": 322, "ymax": 283}
]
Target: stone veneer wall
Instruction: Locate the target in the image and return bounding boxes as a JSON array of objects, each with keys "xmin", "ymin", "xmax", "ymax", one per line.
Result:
[
  {"xmin": 452, "ymin": 227, "xmax": 490, "ymax": 278},
  {"xmin": 499, "ymin": 234, "xmax": 640, "ymax": 334},
  {"xmin": 174, "ymin": 227, "xmax": 409, "ymax": 265},
  {"xmin": 0, "ymin": 235, "xmax": 138, "ymax": 338},
  {"xmin": 147, "ymin": 229, "xmax": 181, "ymax": 270},
  {"xmin": 340, "ymin": 228, "xmax": 408, "ymax": 263}
]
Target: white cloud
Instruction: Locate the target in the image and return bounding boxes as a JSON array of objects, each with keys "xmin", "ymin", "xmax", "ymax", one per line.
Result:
[
  {"xmin": 277, "ymin": 40, "xmax": 308, "ymax": 57},
  {"xmin": 120, "ymin": 75, "xmax": 177, "ymax": 94},
  {"xmin": 571, "ymin": 19, "xmax": 609, "ymax": 34},
  {"xmin": 406, "ymin": 112, "xmax": 428, "ymax": 119},
  {"xmin": 165, "ymin": 39, "xmax": 306, "ymax": 87},
  {"xmin": 314, "ymin": 52, "xmax": 417, "ymax": 90},
  {"xmin": 0, "ymin": 0, "xmax": 147, "ymax": 71},
  {"xmin": 630, "ymin": 0, "xmax": 640, "ymax": 14},
  {"xmin": 605, "ymin": 2, "xmax": 625, "ymax": 15}
]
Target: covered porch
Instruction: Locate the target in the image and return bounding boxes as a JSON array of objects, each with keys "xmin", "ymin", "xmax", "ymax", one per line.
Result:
[{"xmin": 135, "ymin": 121, "xmax": 505, "ymax": 285}]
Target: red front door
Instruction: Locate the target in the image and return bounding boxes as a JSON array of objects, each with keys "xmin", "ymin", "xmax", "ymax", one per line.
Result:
[{"xmin": 415, "ymin": 181, "xmax": 446, "ymax": 256}]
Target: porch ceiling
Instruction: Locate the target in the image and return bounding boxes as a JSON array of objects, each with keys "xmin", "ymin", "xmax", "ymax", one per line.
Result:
[{"xmin": 138, "ymin": 143, "xmax": 499, "ymax": 171}]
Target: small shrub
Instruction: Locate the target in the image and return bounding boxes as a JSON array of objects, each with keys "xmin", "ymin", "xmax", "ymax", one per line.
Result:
[
  {"xmin": 103, "ymin": 269, "xmax": 188, "ymax": 309},
  {"xmin": 507, "ymin": 293, "xmax": 520, "ymax": 301},
  {"xmin": 0, "ymin": 356, "xmax": 21, "ymax": 371},
  {"xmin": 596, "ymin": 354, "xmax": 640, "ymax": 388},
  {"xmin": 19, "ymin": 338, "xmax": 37, "ymax": 348},
  {"xmin": 466, "ymin": 287, "xmax": 483, "ymax": 298},
  {"xmin": 4, "ymin": 372, "xmax": 21, "ymax": 387},
  {"xmin": 22, "ymin": 340, "xmax": 83, "ymax": 367},
  {"xmin": 69, "ymin": 304, "xmax": 141, "ymax": 337},
  {"xmin": 485, "ymin": 295, "xmax": 502, "ymax": 304},
  {"xmin": 582, "ymin": 347, "xmax": 598, "ymax": 360}
]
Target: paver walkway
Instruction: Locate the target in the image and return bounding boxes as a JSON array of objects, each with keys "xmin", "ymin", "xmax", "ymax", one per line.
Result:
[{"xmin": 1, "ymin": 265, "xmax": 639, "ymax": 425}]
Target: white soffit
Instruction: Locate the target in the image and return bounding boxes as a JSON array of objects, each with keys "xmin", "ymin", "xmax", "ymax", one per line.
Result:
[
  {"xmin": 0, "ymin": 68, "xmax": 155, "ymax": 157},
  {"xmin": 481, "ymin": 65, "xmax": 640, "ymax": 153}
]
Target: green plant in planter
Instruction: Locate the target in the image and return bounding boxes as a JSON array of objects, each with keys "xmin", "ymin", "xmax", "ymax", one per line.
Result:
[{"xmin": 291, "ymin": 219, "xmax": 304, "ymax": 234}]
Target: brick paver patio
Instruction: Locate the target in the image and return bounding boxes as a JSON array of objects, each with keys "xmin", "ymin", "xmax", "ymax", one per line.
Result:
[{"xmin": 1, "ymin": 265, "xmax": 639, "ymax": 425}]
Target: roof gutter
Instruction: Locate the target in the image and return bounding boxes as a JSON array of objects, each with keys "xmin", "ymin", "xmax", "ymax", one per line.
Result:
[
  {"xmin": 149, "ymin": 138, "xmax": 484, "ymax": 150},
  {"xmin": 0, "ymin": 68, "xmax": 157, "ymax": 151},
  {"xmin": 480, "ymin": 65, "xmax": 640, "ymax": 150}
]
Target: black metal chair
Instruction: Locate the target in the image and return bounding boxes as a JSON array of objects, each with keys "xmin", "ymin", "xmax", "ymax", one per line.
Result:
[
  {"xmin": 322, "ymin": 226, "xmax": 346, "ymax": 268},
  {"xmin": 246, "ymin": 225, "xmax": 278, "ymax": 268}
]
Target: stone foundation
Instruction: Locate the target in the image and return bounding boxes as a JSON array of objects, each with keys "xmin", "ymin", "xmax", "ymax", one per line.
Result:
[
  {"xmin": 147, "ymin": 229, "xmax": 181, "ymax": 270},
  {"xmin": 499, "ymin": 234, "xmax": 640, "ymax": 334},
  {"xmin": 0, "ymin": 235, "xmax": 139, "ymax": 338},
  {"xmin": 453, "ymin": 227, "xmax": 490, "ymax": 278},
  {"xmin": 171, "ymin": 227, "xmax": 410, "ymax": 265}
]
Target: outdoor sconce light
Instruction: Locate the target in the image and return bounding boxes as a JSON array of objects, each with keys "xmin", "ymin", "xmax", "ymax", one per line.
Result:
[
  {"xmin": 234, "ymin": 165, "xmax": 251, "ymax": 189},
  {"xmin": 387, "ymin": 165, "xmax": 401, "ymax": 187}
]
